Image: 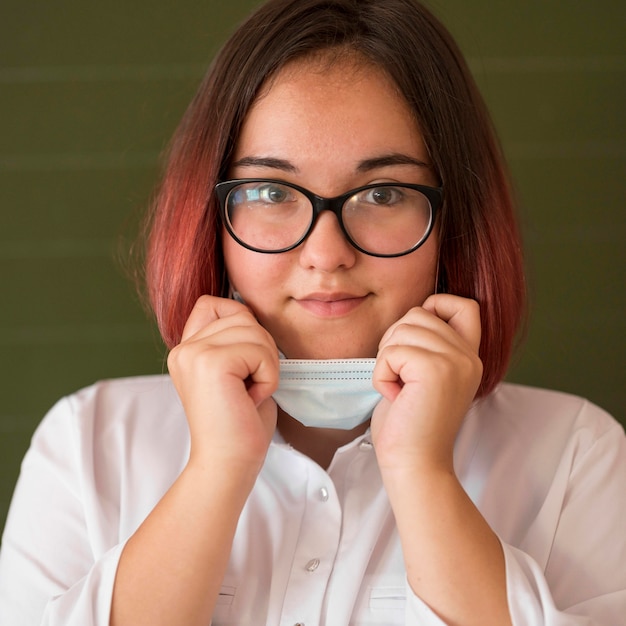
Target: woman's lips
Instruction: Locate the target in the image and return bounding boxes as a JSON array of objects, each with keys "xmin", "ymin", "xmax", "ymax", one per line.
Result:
[{"xmin": 295, "ymin": 293, "xmax": 368, "ymax": 317}]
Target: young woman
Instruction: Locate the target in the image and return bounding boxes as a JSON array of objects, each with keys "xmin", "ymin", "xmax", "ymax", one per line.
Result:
[{"xmin": 1, "ymin": 1, "xmax": 624, "ymax": 624}]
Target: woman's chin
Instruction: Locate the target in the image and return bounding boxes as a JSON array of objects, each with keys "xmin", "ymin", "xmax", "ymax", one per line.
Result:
[{"xmin": 278, "ymin": 341, "xmax": 378, "ymax": 361}]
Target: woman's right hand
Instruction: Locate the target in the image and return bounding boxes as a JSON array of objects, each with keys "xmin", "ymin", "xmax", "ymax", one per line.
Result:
[
  {"xmin": 167, "ymin": 295, "xmax": 280, "ymax": 474},
  {"xmin": 111, "ymin": 295, "xmax": 279, "ymax": 626}
]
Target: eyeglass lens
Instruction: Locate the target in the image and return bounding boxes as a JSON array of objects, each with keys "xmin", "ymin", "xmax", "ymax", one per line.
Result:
[{"xmin": 225, "ymin": 181, "xmax": 433, "ymax": 256}]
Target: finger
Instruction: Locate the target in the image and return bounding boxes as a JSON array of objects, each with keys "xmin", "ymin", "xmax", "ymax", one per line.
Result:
[
  {"xmin": 183, "ymin": 307, "xmax": 266, "ymax": 342},
  {"xmin": 187, "ymin": 322, "xmax": 273, "ymax": 351},
  {"xmin": 212, "ymin": 343, "xmax": 277, "ymax": 399},
  {"xmin": 421, "ymin": 294, "xmax": 481, "ymax": 353},
  {"xmin": 244, "ymin": 349, "xmax": 281, "ymax": 407},
  {"xmin": 379, "ymin": 317, "xmax": 465, "ymax": 355},
  {"xmin": 181, "ymin": 295, "xmax": 251, "ymax": 342},
  {"xmin": 372, "ymin": 346, "xmax": 411, "ymax": 401},
  {"xmin": 172, "ymin": 339, "xmax": 279, "ymax": 407},
  {"xmin": 377, "ymin": 305, "xmax": 470, "ymax": 354},
  {"xmin": 374, "ymin": 295, "xmax": 482, "ymax": 398}
]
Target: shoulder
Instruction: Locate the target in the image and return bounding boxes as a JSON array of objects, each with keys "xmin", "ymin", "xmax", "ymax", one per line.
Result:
[
  {"xmin": 468, "ymin": 382, "xmax": 624, "ymax": 462},
  {"xmin": 66, "ymin": 374, "xmax": 179, "ymax": 415},
  {"xmin": 457, "ymin": 383, "xmax": 626, "ymax": 542},
  {"xmin": 18, "ymin": 376, "xmax": 189, "ymax": 543},
  {"xmin": 31, "ymin": 375, "xmax": 185, "ymax": 453},
  {"xmin": 482, "ymin": 382, "xmax": 620, "ymax": 432}
]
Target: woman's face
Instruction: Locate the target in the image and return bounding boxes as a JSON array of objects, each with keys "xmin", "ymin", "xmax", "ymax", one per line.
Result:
[{"xmin": 224, "ymin": 57, "xmax": 440, "ymax": 359}]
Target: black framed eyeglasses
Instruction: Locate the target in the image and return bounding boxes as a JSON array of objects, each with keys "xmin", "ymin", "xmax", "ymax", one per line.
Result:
[{"xmin": 215, "ymin": 178, "xmax": 442, "ymax": 258}]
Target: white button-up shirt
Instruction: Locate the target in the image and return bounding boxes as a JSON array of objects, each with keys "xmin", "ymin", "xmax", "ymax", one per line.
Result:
[{"xmin": 0, "ymin": 376, "xmax": 625, "ymax": 625}]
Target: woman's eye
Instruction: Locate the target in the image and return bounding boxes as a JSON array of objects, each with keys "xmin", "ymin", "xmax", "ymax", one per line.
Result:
[
  {"xmin": 363, "ymin": 187, "xmax": 402, "ymax": 205},
  {"xmin": 258, "ymin": 184, "xmax": 289, "ymax": 203}
]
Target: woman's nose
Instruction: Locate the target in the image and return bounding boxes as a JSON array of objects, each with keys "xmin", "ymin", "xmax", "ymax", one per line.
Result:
[{"xmin": 298, "ymin": 210, "xmax": 357, "ymax": 271}]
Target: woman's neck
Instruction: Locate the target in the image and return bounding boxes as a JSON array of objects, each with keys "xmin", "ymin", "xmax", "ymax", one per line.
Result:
[{"xmin": 276, "ymin": 408, "xmax": 370, "ymax": 469}]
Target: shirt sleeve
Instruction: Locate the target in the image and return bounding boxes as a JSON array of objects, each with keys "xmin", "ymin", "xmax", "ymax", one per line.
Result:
[
  {"xmin": 404, "ymin": 580, "xmax": 447, "ymax": 624},
  {"xmin": 503, "ymin": 413, "xmax": 626, "ymax": 625},
  {"xmin": 404, "ymin": 405, "xmax": 626, "ymax": 626},
  {"xmin": 0, "ymin": 396, "xmax": 123, "ymax": 626}
]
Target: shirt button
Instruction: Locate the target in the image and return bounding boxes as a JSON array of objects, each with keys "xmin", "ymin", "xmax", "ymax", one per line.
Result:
[
  {"xmin": 359, "ymin": 440, "xmax": 373, "ymax": 451},
  {"xmin": 305, "ymin": 558, "xmax": 320, "ymax": 572},
  {"xmin": 319, "ymin": 487, "xmax": 329, "ymax": 502}
]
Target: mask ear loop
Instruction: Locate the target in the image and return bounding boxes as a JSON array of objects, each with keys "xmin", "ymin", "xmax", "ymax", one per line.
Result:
[
  {"xmin": 222, "ymin": 265, "xmax": 245, "ymax": 303},
  {"xmin": 433, "ymin": 174, "xmax": 445, "ymax": 296},
  {"xmin": 434, "ymin": 228, "xmax": 445, "ymax": 296},
  {"xmin": 226, "ymin": 282, "xmax": 245, "ymax": 304},
  {"xmin": 220, "ymin": 262, "xmax": 230, "ymax": 298},
  {"xmin": 433, "ymin": 221, "xmax": 447, "ymax": 295}
]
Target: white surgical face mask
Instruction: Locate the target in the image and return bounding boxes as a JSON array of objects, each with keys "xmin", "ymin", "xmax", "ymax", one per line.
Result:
[
  {"xmin": 229, "ymin": 290, "xmax": 381, "ymax": 429},
  {"xmin": 273, "ymin": 358, "xmax": 382, "ymax": 430}
]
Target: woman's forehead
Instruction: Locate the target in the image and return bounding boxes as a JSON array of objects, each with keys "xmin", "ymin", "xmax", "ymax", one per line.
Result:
[{"xmin": 253, "ymin": 50, "xmax": 403, "ymax": 108}]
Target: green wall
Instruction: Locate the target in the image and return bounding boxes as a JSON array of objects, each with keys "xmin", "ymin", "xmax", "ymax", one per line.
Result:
[{"xmin": 1, "ymin": 1, "xmax": 624, "ymax": 533}]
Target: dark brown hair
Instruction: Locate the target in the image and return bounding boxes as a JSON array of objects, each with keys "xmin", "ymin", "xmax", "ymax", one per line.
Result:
[{"xmin": 144, "ymin": 0, "xmax": 526, "ymax": 396}]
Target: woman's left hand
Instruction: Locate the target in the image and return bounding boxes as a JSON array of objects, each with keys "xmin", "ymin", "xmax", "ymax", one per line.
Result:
[
  {"xmin": 371, "ymin": 293, "xmax": 483, "ymax": 474},
  {"xmin": 371, "ymin": 295, "xmax": 511, "ymax": 625}
]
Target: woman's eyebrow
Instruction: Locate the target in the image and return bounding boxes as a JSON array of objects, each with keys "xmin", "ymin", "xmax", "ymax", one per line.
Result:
[
  {"xmin": 231, "ymin": 153, "xmax": 430, "ymax": 174},
  {"xmin": 230, "ymin": 156, "xmax": 298, "ymax": 172},
  {"xmin": 356, "ymin": 153, "xmax": 431, "ymax": 172}
]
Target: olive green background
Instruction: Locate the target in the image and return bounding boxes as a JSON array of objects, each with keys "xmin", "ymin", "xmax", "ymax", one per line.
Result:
[{"xmin": 1, "ymin": 1, "xmax": 624, "ymax": 534}]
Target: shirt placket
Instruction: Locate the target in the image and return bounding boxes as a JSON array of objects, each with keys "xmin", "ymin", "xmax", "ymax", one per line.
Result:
[
  {"xmin": 278, "ymin": 456, "xmax": 342, "ymax": 626},
  {"xmin": 323, "ymin": 437, "xmax": 397, "ymax": 624}
]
